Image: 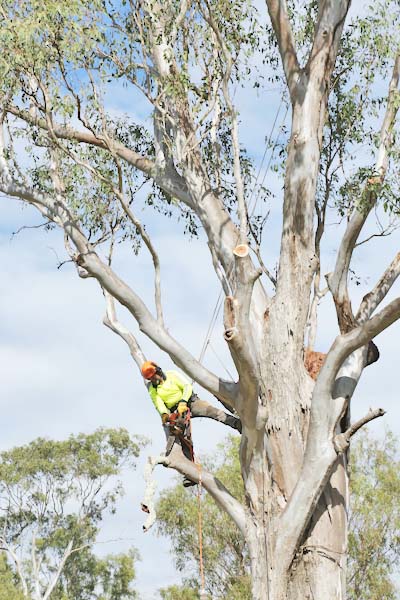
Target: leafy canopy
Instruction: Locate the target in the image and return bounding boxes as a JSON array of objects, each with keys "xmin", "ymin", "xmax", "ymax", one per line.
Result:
[{"xmin": 0, "ymin": 428, "xmax": 144, "ymax": 600}]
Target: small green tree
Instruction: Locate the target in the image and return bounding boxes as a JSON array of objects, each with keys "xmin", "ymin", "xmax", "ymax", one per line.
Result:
[
  {"xmin": 347, "ymin": 431, "xmax": 400, "ymax": 600},
  {"xmin": 0, "ymin": 428, "xmax": 143, "ymax": 600},
  {"xmin": 157, "ymin": 432, "xmax": 400, "ymax": 600},
  {"xmin": 158, "ymin": 586, "xmax": 199, "ymax": 600}
]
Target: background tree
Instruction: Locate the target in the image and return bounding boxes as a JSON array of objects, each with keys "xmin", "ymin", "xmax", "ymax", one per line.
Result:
[
  {"xmin": 347, "ymin": 430, "xmax": 400, "ymax": 600},
  {"xmin": 0, "ymin": 554, "xmax": 25, "ymax": 600},
  {"xmin": 0, "ymin": 428, "xmax": 142, "ymax": 600},
  {"xmin": 0, "ymin": 0, "xmax": 400, "ymax": 598},
  {"xmin": 158, "ymin": 431, "xmax": 400, "ymax": 599}
]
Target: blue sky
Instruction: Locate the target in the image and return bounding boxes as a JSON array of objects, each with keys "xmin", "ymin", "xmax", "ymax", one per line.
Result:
[{"xmin": 1, "ymin": 3, "xmax": 400, "ymax": 598}]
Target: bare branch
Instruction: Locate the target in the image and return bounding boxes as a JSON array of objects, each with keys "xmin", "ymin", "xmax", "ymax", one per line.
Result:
[
  {"xmin": 11, "ymin": 221, "xmax": 52, "ymax": 238},
  {"xmin": 141, "ymin": 446, "xmax": 246, "ymax": 535},
  {"xmin": 114, "ymin": 190, "xmax": 165, "ymax": 326},
  {"xmin": 202, "ymin": 9, "xmax": 247, "ymax": 243},
  {"xmin": 248, "ymin": 220, "xmax": 277, "ymax": 287},
  {"xmin": 334, "ymin": 408, "xmax": 386, "ymax": 453},
  {"xmin": 0, "ymin": 540, "xmax": 28, "ymax": 597},
  {"xmin": 103, "ymin": 290, "xmax": 146, "ymax": 370},
  {"xmin": 264, "ymin": 0, "xmax": 300, "ymax": 101},
  {"xmin": 207, "ymin": 241, "xmax": 231, "ymax": 297},
  {"xmin": 356, "ymin": 252, "xmax": 400, "ymax": 324},
  {"xmin": 328, "ymin": 54, "xmax": 400, "ymax": 332}
]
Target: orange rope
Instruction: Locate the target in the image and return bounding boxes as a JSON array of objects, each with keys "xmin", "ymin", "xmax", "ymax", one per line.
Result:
[
  {"xmin": 189, "ymin": 417, "xmax": 206, "ymax": 597},
  {"xmin": 196, "ymin": 462, "xmax": 206, "ymax": 596}
]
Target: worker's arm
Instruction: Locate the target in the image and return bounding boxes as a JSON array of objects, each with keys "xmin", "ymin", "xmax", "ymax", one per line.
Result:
[
  {"xmin": 149, "ymin": 386, "xmax": 169, "ymax": 416},
  {"xmin": 170, "ymin": 371, "xmax": 192, "ymax": 402}
]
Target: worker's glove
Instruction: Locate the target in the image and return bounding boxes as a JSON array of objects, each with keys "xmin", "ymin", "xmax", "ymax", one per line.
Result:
[
  {"xmin": 177, "ymin": 401, "xmax": 188, "ymax": 416},
  {"xmin": 161, "ymin": 413, "xmax": 170, "ymax": 425}
]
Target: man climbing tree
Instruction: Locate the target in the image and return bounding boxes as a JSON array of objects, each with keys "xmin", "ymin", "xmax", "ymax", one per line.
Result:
[
  {"xmin": 1, "ymin": 1, "xmax": 400, "ymax": 598},
  {"xmin": 141, "ymin": 360, "xmax": 241, "ymax": 486}
]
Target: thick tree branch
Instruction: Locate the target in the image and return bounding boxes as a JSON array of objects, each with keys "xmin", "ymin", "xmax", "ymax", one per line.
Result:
[
  {"xmin": 328, "ymin": 54, "xmax": 400, "ymax": 332},
  {"xmin": 307, "ymin": 1, "xmax": 351, "ymax": 82},
  {"xmin": 264, "ymin": 0, "xmax": 300, "ymax": 101},
  {"xmin": 6, "ymin": 105, "xmax": 194, "ymax": 208},
  {"xmin": 0, "ymin": 175, "xmax": 237, "ymax": 409},
  {"xmin": 42, "ymin": 540, "xmax": 74, "ymax": 600},
  {"xmin": 141, "ymin": 446, "xmax": 246, "ymax": 535},
  {"xmin": 223, "ymin": 251, "xmax": 263, "ymax": 418}
]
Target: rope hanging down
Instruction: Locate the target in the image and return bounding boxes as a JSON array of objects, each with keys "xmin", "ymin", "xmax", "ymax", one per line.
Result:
[{"xmin": 196, "ymin": 462, "xmax": 207, "ymax": 600}]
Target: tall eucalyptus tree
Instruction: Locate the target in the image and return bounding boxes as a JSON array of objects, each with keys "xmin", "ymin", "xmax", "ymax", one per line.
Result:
[{"xmin": 0, "ymin": 1, "xmax": 399, "ymax": 598}]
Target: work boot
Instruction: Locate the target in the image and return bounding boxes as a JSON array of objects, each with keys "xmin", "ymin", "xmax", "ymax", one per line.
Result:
[{"xmin": 182, "ymin": 476, "xmax": 197, "ymax": 488}]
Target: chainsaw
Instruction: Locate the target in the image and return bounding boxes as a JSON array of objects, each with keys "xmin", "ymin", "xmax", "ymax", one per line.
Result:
[{"xmin": 165, "ymin": 408, "xmax": 193, "ymax": 457}]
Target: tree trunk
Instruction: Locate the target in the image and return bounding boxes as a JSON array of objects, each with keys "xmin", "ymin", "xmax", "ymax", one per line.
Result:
[
  {"xmin": 244, "ymin": 447, "xmax": 348, "ymax": 600},
  {"xmin": 285, "ymin": 459, "xmax": 348, "ymax": 600}
]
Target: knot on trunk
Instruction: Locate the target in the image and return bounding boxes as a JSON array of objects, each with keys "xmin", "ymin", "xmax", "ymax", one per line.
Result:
[
  {"xmin": 224, "ymin": 327, "xmax": 238, "ymax": 341},
  {"xmin": 333, "ymin": 433, "xmax": 349, "ymax": 454},
  {"xmin": 223, "ymin": 296, "xmax": 238, "ymax": 341}
]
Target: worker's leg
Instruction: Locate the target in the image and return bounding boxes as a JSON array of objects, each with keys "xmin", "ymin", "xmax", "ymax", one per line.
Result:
[
  {"xmin": 189, "ymin": 395, "xmax": 242, "ymax": 432},
  {"xmin": 181, "ymin": 438, "xmax": 196, "ymax": 487}
]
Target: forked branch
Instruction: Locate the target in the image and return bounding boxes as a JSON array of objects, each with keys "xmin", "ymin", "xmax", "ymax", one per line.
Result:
[
  {"xmin": 328, "ymin": 54, "xmax": 400, "ymax": 332},
  {"xmin": 275, "ymin": 295, "xmax": 400, "ymax": 578}
]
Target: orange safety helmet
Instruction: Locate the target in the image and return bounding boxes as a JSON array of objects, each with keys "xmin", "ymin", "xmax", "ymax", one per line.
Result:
[{"xmin": 141, "ymin": 361, "xmax": 158, "ymax": 379}]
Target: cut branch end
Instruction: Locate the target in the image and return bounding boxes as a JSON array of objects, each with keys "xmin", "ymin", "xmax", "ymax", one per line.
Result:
[{"xmin": 233, "ymin": 244, "xmax": 249, "ymax": 258}]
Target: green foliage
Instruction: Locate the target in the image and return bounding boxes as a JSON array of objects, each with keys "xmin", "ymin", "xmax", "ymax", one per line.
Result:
[
  {"xmin": 347, "ymin": 430, "xmax": 400, "ymax": 600},
  {"xmin": 0, "ymin": 555, "xmax": 25, "ymax": 600},
  {"xmin": 159, "ymin": 584, "xmax": 199, "ymax": 600},
  {"xmin": 0, "ymin": 0, "xmax": 272, "ymax": 243},
  {"xmin": 0, "ymin": 429, "xmax": 144, "ymax": 599},
  {"xmin": 321, "ymin": 0, "xmax": 400, "ymax": 220},
  {"xmin": 53, "ymin": 548, "xmax": 138, "ymax": 600}
]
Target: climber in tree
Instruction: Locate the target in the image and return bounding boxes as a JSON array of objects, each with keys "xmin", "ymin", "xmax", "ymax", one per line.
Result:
[{"xmin": 140, "ymin": 361, "xmax": 241, "ymax": 432}]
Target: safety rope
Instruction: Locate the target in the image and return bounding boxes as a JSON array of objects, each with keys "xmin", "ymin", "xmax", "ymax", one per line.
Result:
[{"xmin": 196, "ymin": 462, "xmax": 206, "ymax": 598}]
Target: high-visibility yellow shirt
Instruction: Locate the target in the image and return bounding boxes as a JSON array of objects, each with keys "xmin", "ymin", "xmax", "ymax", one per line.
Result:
[{"xmin": 149, "ymin": 370, "xmax": 192, "ymax": 415}]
